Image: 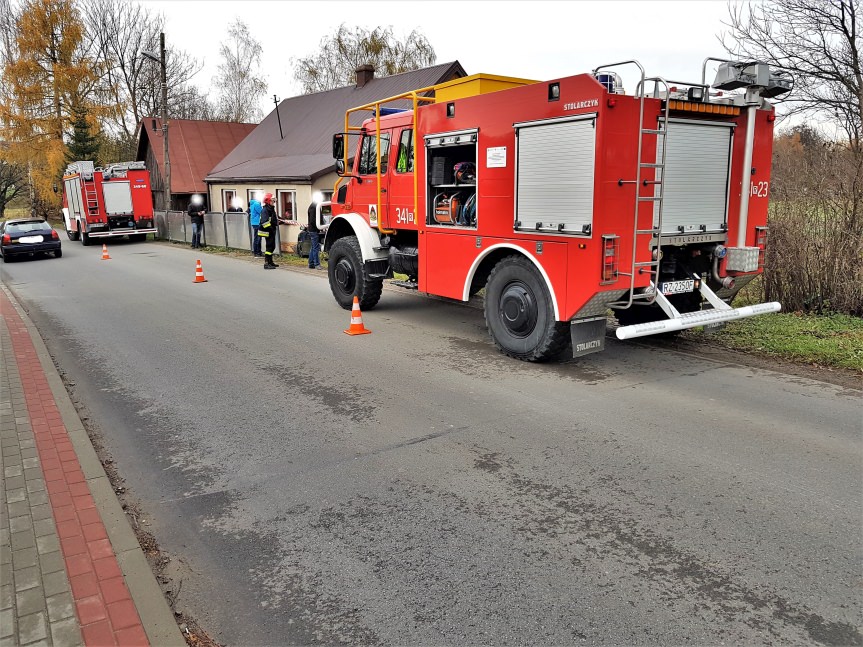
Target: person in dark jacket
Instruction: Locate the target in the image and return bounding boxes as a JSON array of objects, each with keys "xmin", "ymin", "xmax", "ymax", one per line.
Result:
[
  {"xmin": 307, "ymin": 200, "xmax": 322, "ymax": 269},
  {"xmin": 258, "ymin": 193, "xmax": 286, "ymax": 269},
  {"xmin": 188, "ymin": 194, "xmax": 205, "ymax": 248}
]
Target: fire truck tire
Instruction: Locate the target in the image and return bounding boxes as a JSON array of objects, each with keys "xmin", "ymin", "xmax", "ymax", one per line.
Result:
[
  {"xmin": 65, "ymin": 227, "xmax": 79, "ymax": 241},
  {"xmin": 328, "ymin": 235, "xmax": 383, "ymax": 311},
  {"xmin": 484, "ymin": 256, "xmax": 570, "ymax": 362},
  {"xmin": 80, "ymin": 229, "xmax": 91, "ymax": 246}
]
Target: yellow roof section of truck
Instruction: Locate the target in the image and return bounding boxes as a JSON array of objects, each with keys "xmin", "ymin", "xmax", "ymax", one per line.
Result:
[{"xmin": 432, "ymin": 73, "xmax": 538, "ymax": 102}]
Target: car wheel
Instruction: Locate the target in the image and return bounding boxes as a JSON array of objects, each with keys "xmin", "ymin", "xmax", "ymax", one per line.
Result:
[
  {"xmin": 484, "ymin": 255, "xmax": 570, "ymax": 362},
  {"xmin": 327, "ymin": 235, "xmax": 382, "ymax": 311},
  {"xmin": 55, "ymin": 249, "xmax": 62, "ymax": 258}
]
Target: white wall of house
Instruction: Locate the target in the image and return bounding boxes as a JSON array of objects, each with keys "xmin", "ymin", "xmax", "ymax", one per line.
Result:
[{"xmin": 206, "ymin": 173, "xmax": 337, "ymax": 249}]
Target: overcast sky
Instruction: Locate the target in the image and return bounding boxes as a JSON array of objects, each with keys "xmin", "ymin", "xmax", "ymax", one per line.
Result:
[{"xmin": 135, "ymin": 0, "xmax": 741, "ymax": 117}]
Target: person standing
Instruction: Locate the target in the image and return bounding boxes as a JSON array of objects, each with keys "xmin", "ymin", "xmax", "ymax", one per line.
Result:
[
  {"xmin": 248, "ymin": 194, "xmax": 263, "ymax": 256},
  {"xmin": 258, "ymin": 193, "xmax": 286, "ymax": 269},
  {"xmin": 307, "ymin": 200, "xmax": 322, "ymax": 269},
  {"xmin": 188, "ymin": 195, "xmax": 205, "ymax": 248}
]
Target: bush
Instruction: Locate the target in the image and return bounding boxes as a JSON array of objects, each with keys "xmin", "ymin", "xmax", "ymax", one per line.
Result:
[{"xmin": 762, "ymin": 127, "xmax": 863, "ymax": 316}]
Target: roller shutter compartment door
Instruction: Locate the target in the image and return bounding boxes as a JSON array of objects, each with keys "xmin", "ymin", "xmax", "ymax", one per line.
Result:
[
  {"xmin": 102, "ymin": 181, "xmax": 133, "ymax": 215},
  {"xmin": 655, "ymin": 121, "xmax": 733, "ymax": 234},
  {"xmin": 516, "ymin": 117, "xmax": 596, "ymax": 234}
]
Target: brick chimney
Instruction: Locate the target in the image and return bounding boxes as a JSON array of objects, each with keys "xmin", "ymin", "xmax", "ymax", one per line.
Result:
[{"xmin": 355, "ymin": 64, "xmax": 375, "ymax": 88}]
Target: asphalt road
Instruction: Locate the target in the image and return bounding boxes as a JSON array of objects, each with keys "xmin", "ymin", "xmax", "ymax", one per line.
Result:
[{"xmin": 2, "ymin": 237, "xmax": 861, "ymax": 646}]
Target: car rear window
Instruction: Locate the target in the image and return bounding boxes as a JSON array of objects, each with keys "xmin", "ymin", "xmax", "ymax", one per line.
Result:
[{"xmin": 6, "ymin": 222, "xmax": 49, "ymax": 233}]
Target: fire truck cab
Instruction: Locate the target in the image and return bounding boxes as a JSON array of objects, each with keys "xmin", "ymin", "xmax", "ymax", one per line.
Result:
[
  {"xmin": 62, "ymin": 161, "xmax": 157, "ymax": 245},
  {"xmin": 324, "ymin": 59, "xmax": 790, "ymax": 361}
]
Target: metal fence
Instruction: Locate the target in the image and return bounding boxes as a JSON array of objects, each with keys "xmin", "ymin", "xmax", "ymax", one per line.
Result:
[{"xmin": 154, "ymin": 210, "xmax": 280, "ymax": 253}]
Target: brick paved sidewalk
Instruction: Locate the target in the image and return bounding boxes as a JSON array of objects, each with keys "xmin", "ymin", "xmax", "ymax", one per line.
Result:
[{"xmin": 1, "ymin": 287, "xmax": 183, "ymax": 647}]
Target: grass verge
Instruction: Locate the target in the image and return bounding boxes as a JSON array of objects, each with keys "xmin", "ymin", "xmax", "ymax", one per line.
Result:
[{"xmin": 685, "ymin": 311, "xmax": 863, "ymax": 372}]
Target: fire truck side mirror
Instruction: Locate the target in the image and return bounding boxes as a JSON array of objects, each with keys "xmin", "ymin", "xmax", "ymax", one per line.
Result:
[
  {"xmin": 335, "ymin": 159, "xmax": 345, "ymax": 175},
  {"xmin": 332, "ymin": 134, "xmax": 344, "ymax": 160}
]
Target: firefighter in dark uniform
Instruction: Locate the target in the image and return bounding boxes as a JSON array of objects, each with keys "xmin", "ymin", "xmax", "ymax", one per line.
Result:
[{"xmin": 258, "ymin": 193, "xmax": 285, "ymax": 269}]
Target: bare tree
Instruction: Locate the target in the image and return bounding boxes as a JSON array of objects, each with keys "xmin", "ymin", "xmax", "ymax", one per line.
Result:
[
  {"xmin": 723, "ymin": 0, "xmax": 860, "ymax": 150},
  {"xmin": 724, "ymin": 1, "xmax": 862, "ymax": 316},
  {"xmin": 0, "ymin": 0, "xmax": 17, "ymax": 69},
  {"xmin": 80, "ymin": 0, "xmax": 208, "ymax": 138},
  {"xmin": 0, "ymin": 156, "xmax": 28, "ymax": 218},
  {"xmin": 293, "ymin": 24, "xmax": 436, "ymax": 94},
  {"xmin": 171, "ymin": 85, "xmax": 216, "ymax": 121},
  {"xmin": 213, "ymin": 19, "xmax": 265, "ymax": 123}
]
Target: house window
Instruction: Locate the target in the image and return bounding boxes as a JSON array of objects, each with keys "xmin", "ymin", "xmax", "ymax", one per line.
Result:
[
  {"xmin": 358, "ymin": 133, "xmax": 390, "ymax": 175},
  {"xmin": 396, "ymin": 129, "xmax": 414, "ymax": 173},
  {"xmin": 278, "ymin": 190, "xmax": 296, "ymax": 221},
  {"xmin": 247, "ymin": 189, "xmax": 265, "ymax": 207},
  {"xmin": 222, "ymin": 189, "xmax": 236, "ymax": 212}
]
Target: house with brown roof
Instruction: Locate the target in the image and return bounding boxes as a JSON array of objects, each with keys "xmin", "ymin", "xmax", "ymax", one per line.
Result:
[
  {"xmin": 204, "ymin": 61, "xmax": 466, "ymax": 247},
  {"xmin": 137, "ymin": 119, "xmax": 257, "ymax": 211}
]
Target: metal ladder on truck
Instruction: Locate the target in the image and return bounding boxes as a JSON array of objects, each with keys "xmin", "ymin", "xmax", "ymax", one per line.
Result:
[
  {"xmin": 592, "ymin": 61, "xmax": 671, "ymax": 313},
  {"xmin": 594, "ymin": 63, "xmax": 781, "ymax": 339},
  {"xmin": 82, "ymin": 176, "xmax": 100, "ymax": 216}
]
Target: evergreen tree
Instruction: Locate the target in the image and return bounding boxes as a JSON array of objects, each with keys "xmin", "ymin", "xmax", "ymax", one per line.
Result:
[{"xmin": 65, "ymin": 102, "xmax": 100, "ymax": 165}]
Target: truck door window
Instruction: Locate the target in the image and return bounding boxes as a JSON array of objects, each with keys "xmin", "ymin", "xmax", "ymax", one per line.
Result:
[
  {"xmin": 396, "ymin": 129, "xmax": 414, "ymax": 173},
  {"xmin": 358, "ymin": 133, "xmax": 391, "ymax": 175}
]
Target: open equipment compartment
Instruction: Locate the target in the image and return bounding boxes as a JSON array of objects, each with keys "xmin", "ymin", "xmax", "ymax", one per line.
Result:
[{"xmin": 425, "ymin": 130, "xmax": 478, "ymax": 229}]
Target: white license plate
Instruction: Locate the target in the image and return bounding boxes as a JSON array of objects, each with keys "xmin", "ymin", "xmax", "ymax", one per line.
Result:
[
  {"xmin": 19, "ymin": 235, "xmax": 44, "ymax": 243},
  {"xmin": 660, "ymin": 279, "xmax": 695, "ymax": 295}
]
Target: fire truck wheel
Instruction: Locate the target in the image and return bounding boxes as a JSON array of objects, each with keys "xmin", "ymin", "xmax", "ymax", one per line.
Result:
[
  {"xmin": 327, "ymin": 235, "xmax": 382, "ymax": 311},
  {"xmin": 484, "ymin": 256, "xmax": 570, "ymax": 362},
  {"xmin": 80, "ymin": 230, "xmax": 91, "ymax": 246},
  {"xmin": 65, "ymin": 227, "xmax": 79, "ymax": 241}
]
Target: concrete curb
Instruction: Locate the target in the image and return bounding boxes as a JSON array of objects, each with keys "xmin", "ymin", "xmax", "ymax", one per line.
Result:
[{"xmin": 2, "ymin": 285, "xmax": 185, "ymax": 647}]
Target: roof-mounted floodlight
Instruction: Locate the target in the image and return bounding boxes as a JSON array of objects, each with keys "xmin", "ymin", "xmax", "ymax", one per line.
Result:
[
  {"xmin": 761, "ymin": 70, "xmax": 793, "ymax": 98},
  {"xmin": 712, "ymin": 61, "xmax": 792, "ymax": 97},
  {"xmin": 713, "ymin": 61, "xmax": 768, "ymax": 90}
]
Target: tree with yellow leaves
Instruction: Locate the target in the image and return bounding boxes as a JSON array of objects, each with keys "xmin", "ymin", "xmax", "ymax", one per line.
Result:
[{"xmin": 0, "ymin": 0, "xmax": 99, "ymax": 210}]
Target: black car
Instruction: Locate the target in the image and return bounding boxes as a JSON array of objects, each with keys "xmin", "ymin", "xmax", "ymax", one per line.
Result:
[{"xmin": 0, "ymin": 218, "xmax": 62, "ymax": 261}]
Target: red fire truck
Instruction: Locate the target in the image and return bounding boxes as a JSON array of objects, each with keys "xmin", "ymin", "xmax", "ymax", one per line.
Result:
[
  {"xmin": 324, "ymin": 59, "xmax": 791, "ymax": 361},
  {"xmin": 62, "ymin": 161, "xmax": 157, "ymax": 245}
]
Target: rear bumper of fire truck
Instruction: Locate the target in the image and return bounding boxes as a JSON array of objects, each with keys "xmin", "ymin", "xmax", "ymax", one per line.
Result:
[
  {"xmin": 615, "ymin": 278, "xmax": 781, "ymax": 341},
  {"xmin": 87, "ymin": 227, "xmax": 157, "ymax": 238}
]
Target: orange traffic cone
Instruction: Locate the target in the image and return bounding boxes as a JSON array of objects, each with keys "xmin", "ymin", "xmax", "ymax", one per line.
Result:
[
  {"xmin": 100, "ymin": 244, "xmax": 111, "ymax": 260},
  {"xmin": 344, "ymin": 296, "xmax": 371, "ymax": 335},
  {"xmin": 193, "ymin": 259, "xmax": 208, "ymax": 283}
]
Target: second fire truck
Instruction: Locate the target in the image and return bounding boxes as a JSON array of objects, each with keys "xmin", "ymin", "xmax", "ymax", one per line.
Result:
[
  {"xmin": 324, "ymin": 58, "xmax": 791, "ymax": 361},
  {"xmin": 62, "ymin": 161, "xmax": 157, "ymax": 245}
]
